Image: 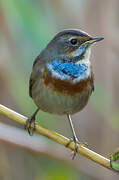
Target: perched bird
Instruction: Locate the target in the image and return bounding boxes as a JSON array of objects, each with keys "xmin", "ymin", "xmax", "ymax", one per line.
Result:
[{"xmin": 25, "ymin": 29, "xmax": 104, "ymax": 158}]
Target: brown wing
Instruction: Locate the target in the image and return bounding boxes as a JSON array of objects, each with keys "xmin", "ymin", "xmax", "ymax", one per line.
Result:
[
  {"xmin": 29, "ymin": 73, "xmax": 33, "ymax": 97},
  {"xmin": 90, "ymin": 69, "xmax": 94, "ymax": 93},
  {"xmin": 29, "ymin": 54, "xmax": 45, "ymax": 98},
  {"xmin": 29, "ymin": 55, "xmax": 41, "ymax": 98}
]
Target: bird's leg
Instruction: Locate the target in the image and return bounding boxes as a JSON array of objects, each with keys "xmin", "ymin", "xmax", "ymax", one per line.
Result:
[
  {"xmin": 66, "ymin": 114, "xmax": 87, "ymax": 159},
  {"xmin": 25, "ymin": 108, "xmax": 39, "ymax": 136},
  {"xmin": 66, "ymin": 114, "xmax": 79, "ymax": 159}
]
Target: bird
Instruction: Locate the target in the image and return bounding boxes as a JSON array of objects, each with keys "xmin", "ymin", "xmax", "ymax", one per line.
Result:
[{"xmin": 25, "ymin": 29, "xmax": 104, "ymax": 159}]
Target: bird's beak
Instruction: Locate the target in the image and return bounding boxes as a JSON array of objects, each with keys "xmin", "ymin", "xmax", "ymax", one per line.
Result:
[
  {"xmin": 91, "ymin": 37, "xmax": 104, "ymax": 43},
  {"xmin": 82, "ymin": 37, "xmax": 104, "ymax": 46},
  {"xmin": 88, "ymin": 37, "xmax": 104, "ymax": 45}
]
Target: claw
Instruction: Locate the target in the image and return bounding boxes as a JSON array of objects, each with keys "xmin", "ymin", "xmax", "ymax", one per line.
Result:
[
  {"xmin": 25, "ymin": 108, "xmax": 39, "ymax": 136},
  {"xmin": 72, "ymin": 141, "xmax": 78, "ymax": 160},
  {"xmin": 24, "ymin": 117, "xmax": 36, "ymax": 136},
  {"xmin": 66, "ymin": 138, "xmax": 88, "ymax": 159}
]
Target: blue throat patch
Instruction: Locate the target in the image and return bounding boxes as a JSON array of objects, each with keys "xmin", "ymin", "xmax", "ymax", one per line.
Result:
[{"xmin": 46, "ymin": 60, "xmax": 90, "ymax": 82}]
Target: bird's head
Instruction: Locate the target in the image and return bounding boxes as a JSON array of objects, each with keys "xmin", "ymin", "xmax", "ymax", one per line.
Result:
[{"xmin": 46, "ymin": 29, "xmax": 104, "ymax": 64}]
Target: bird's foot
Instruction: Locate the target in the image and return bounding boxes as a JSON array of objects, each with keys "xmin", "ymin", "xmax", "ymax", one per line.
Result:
[
  {"xmin": 24, "ymin": 115, "xmax": 36, "ymax": 136},
  {"xmin": 66, "ymin": 137, "xmax": 88, "ymax": 160}
]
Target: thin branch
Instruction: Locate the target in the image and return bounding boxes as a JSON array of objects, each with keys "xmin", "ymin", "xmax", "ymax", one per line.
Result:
[{"xmin": 0, "ymin": 104, "xmax": 115, "ymax": 172}]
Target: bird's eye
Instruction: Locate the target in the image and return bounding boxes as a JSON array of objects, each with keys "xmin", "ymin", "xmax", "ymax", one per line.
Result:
[{"xmin": 70, "ymin": 38, "xmax": 78, "ymax": 45}]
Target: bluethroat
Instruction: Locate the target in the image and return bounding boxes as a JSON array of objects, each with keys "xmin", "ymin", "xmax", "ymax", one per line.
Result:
[{"xmin": 25, "ymin": 29, "xmax": 104, "ymax": 159}]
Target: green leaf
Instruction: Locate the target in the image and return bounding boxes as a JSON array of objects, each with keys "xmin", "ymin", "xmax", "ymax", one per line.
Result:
[
  {"xmin": 110, "ymin": 148, "xmax": 119, "ymax": 161},
  {"xmin": 110, "ymin": 148, "xmax": 119, "ymax": 171},
  {"xmin": 111, "ymin": 161, "xmax": 119, "ymax": 171}
]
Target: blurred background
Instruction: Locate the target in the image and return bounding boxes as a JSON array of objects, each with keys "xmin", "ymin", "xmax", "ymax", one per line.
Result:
[{"xmin": 0, "ymin": 0, "xmax": 119, "ymax": 179}]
